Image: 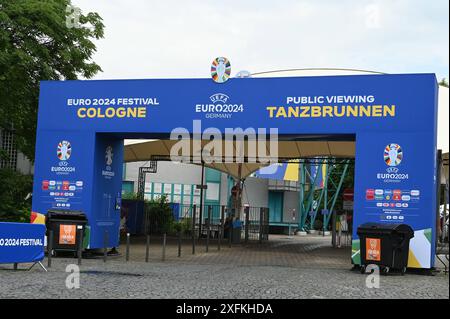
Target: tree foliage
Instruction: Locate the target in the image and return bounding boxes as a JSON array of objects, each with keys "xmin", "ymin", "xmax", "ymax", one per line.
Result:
[
  {"xmin": 0, "ymin": 0, "xmax": 104, "ymax": 161},
  {"xmin": 0, "ymin": 168, "xmax": 33, "ymax": 222}
]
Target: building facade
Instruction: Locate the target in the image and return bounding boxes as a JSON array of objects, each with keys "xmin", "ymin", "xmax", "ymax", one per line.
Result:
[
  {"xmin": 122, "ymin": 160, "xmax": 301, "ymax": 227},
  {"xmin": 0, "ymin": 129, "xmax": 33, "ymax": 175}
]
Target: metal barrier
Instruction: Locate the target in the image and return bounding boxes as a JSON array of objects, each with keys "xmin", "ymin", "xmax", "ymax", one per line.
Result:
[
  {"xmin": 243, "ymin": 206, "xmax": 269, "ymax": 242},
  {"xmin": 141, "ymin": 202, "xmax": 269, "ymax": 243},
  {"xmin": 110, "ymin": 202, "xmax": 271, "ymax": 262}
]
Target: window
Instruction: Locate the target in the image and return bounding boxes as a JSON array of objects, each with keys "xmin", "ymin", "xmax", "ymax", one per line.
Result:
[{"xmin": 0, "ymin": 129, "xmax": 17, "ymax": 170}]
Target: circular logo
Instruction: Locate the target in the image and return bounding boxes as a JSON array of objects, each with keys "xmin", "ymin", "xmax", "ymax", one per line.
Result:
[
  {"xmin": 384, "ymin": 143, "xmax": 403, "ymax": 166},
  {"xmin": 211, "ymin": 57, "xmax": 231, "ymax": 83},
  {"xmin": 105, "ymin": 146, "xmax": 113, "ymax": 166},
  {"xmin": 57, "ymin": 141, "xmax": 72, "ymax": 161}
]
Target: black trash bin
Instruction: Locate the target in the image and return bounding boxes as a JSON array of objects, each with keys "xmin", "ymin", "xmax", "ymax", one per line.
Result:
[
  {"xmin": 46, "ymin": 209, "xmax": 88, "ymax": 256},
  {"xmin": 357, "ymin": 223, "xmax": 414, "ymax": 275}
]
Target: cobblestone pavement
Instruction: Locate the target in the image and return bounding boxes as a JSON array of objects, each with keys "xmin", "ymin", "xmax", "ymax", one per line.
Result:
[{"xmin": 0, "ymin": 235, "xmax": 448, "ymax": 299}]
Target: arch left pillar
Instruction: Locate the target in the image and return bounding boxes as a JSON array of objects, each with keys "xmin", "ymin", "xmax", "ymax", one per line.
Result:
[{"xmin": 32, "ymin": 131, "xmax": 123, "ymax": 249}]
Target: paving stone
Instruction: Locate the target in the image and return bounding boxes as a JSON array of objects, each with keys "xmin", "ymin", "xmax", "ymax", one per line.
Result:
[{"xmin": 0, "ymin": 235, "xmax": 448, "ymax": 299}]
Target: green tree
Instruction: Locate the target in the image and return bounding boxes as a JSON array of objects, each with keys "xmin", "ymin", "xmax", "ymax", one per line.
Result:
[
  {"xmin": 0, "ymin": 0, "xmax": 104, "ymax": 161},
  {"xmin": 0, "ymin": 169, "xmax": 33, "ymax": 222},
  {"xmin": 439, "ymin": 78, "xmax": 449, "ymax": 88}
]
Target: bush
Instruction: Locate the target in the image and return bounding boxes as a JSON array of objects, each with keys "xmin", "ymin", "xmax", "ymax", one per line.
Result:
[
  {"xmin": 0, "ymin": 169, "xmax": 33, "ymax": 222},
  {"xmin": 122, "ymin": 192, "xmax": 139, "ymax": 200},
  {"xmin": 178, "ymin": 217, "xmax": 192, "ymax": 235},
  {"xmin": 145, "ymin": 195, "xmax": 175, "ymax": 234}
]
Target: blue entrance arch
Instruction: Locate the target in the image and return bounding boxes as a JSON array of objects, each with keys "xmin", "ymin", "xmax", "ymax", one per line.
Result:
[{"xmin": 32, "ymin": 74, "xmax": 438, "ymax": 269}]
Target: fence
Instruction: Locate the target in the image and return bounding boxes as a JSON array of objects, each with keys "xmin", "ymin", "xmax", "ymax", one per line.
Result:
[{"xmin": 137, "ymin": 202, "xmax": 269, "ymax": 243}]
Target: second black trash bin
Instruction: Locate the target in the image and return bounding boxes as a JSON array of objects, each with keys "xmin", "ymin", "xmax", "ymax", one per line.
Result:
[{"xmin": 357, "ymin": 222, "xmax": 414, "ymax": 275}]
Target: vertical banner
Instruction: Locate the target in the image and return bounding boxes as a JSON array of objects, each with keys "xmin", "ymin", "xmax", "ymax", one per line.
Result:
[{"xmin": 90, "ymin": 136, "xmax": 124, "ymax": 248}]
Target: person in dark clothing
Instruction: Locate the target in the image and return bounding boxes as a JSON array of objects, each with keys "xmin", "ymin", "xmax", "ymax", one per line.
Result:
[{"xmin": 223, "ymin": 215, "xmax": 232, "ymax": 238}]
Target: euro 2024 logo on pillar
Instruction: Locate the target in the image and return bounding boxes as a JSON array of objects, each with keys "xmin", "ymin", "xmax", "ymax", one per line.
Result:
[
  {"xmin": 377, "ymin": 143, "xmax": 408, "ymax": 182},
  {"xmin": 384, "ymin": 143, "xmax": 402, "ymax": 168},
  {"xmin": 52, "ymin": 140, "xmax": 75, "ymax": 175},
  {"xmin": 102, "ymin": 146, "xmax": 115, "ymax": 179},
  {"xmin": 105, "ymin": 146, "xmax": 113, "ymax": 166},
  {"xmin": 57, "ymin": 140, "xmax": 72, "ymax": 161}
]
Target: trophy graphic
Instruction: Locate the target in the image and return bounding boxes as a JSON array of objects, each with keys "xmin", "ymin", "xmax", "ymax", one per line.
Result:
[
  {"xmin": 384, "ymin": 143, "xmax": 402, "ymax": 167},
  {"xmin": 211, "ymin": 57, "xmax": 231, "ymax": 83},
  {"xmin": 216, "ymin": 57, "xmax": 226, "ymax": 80},
  {"xmin": 105, "ymin": 146, "xmax": 113, "ymax": 166},
  {"xmin": 388, "ymin": 144, "xmax": 398, "ymax": 166}
]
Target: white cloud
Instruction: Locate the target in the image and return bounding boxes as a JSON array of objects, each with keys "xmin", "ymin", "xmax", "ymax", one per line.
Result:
[{"xmin": 73, "ymin": 0, "xmax": 449, "ymax": 80}]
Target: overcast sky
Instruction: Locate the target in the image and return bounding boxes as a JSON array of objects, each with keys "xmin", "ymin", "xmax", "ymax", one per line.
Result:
[{"xmin": 72, "ymin": 0, "xmax": 449, "ymax": 81}]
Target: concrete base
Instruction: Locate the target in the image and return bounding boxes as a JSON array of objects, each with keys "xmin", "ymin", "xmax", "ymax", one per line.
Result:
[
  {"xmin": 318, "ymin": 231, "xmax": 331, "ymax": 236},
  {"xmin": 297, "ymin": 231, "xmax": 308, "ymax": 236},
  {"xmin": 308, "ymin": 230, "xmax": 317, "ymax": 234}
]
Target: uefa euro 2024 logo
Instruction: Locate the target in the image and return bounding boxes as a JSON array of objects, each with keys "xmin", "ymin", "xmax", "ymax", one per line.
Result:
[
  {"xmin": 211, "ymin": 57, "xmax": 231, "ymax": 83},
  {"xmin": 384, "ymin": 143, "xmax": 402, "ymax": 167},
  {"xmin": 57, "ymin": 141, "xmax": 72, "ymax": 161},
  {"xmin": 377, "ymin": 143, "xmax": 408, "ymax": 181},
  {"xmin": 105, "ymin": 146, "xmax": 113, "ymax": 166},
  {"xmin": 101, "ymin": 146, "xmax": 115, "ymax": 179}
]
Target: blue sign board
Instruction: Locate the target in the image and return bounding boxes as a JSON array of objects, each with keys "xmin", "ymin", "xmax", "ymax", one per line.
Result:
[
  {"xmin": 32, "ymin": 74, "xmax": 438, "ymax": 268},
  {"xmin": 0, "ymin": 223, "xmax": 45, "ymax": 264}
]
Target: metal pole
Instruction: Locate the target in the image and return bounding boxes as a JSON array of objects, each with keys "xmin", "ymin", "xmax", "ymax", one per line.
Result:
[
  {"xmin": 198, "ymin": 162, "xmax": 205, "ymax": 238},
  {"xmin": 47, "ymin": 230, "xmax": 53, "ymax": 268},
  {"xmin": 77, "ymin": 228, "xmax": 83, "ymax": 266},
  {"xmin": 103, "ymin": 230, "xmax": 108, "ymax": 263},
  {"xmin": 218, "ymin": 226, "xmax": 221, "ymax": 251},
  {"xmin": 324, "ymin": 168, "xmax": 330, "ymax": 236},
  {"xmin": 192, "ymin": 205, "xmax": 196, "ymax": 254},
  {"xmin": 244, "ymin": 206, "xmax": 249, "ymax": 243},
  {"xmin": 162, "ymin": 233, "xmax": 166, "ymax": 261},
  {"xmin": 178, "ymin": 231, "xmax": 181, "ymax": 257},
  {"xmin": 145, "ymin": 234, "xmax": 150, "ymax": 262},
  {"xmin": 436, "ymin": 150, "xmax": 442, "ymax": 242},
  {"xmin": 206, "ymin": 205, "xmax": 211, "ymax": 252},
  {"xmin": 331, "ymin": 211, "xmax": 337, "ymax": 247},
  {"xmin": 126, "ymin": 233, "xmax": 130, "ymax": 262},
  {"xmin": 259, "ymin": 207, "xmax": 263, "ymax": 244},
  {"xmin": 229, "ymin": 219, "xmax": 232, "ymax": 248},
  {"xmin": 443, "ymin": 181, "xmax": 448, "ymax": 244},
  {"xmin": 299, "ymin": 163, "xmax": 305, "ymax": 230},
  {"xmin": 325, "ymin": 161, "xmax": 350, "ymax": 229},
  {"xmin": 304, "ymin": 164, "xmax": 320, "ymax": 231},
  {"xmin": 236, "ymin": 166, "xmax": 243, "ymax": 219},
  {"xmin": 338, "ymin": 214, "xmax": 343, "ymax": 248},
  {"xmin": 219, "ymin": 206, "xmax": 225, "ymax": 251}
]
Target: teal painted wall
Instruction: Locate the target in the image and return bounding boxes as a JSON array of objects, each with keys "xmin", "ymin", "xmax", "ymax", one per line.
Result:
[{"xmin": 268, "ymin": 191, "xmax": 283, "ymax": 223}]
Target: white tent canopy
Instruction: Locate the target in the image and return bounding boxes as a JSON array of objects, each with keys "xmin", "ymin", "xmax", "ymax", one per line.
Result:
[{"xmin": 124, "ymin": 139, "xmax": 355, "ymax": 179}]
